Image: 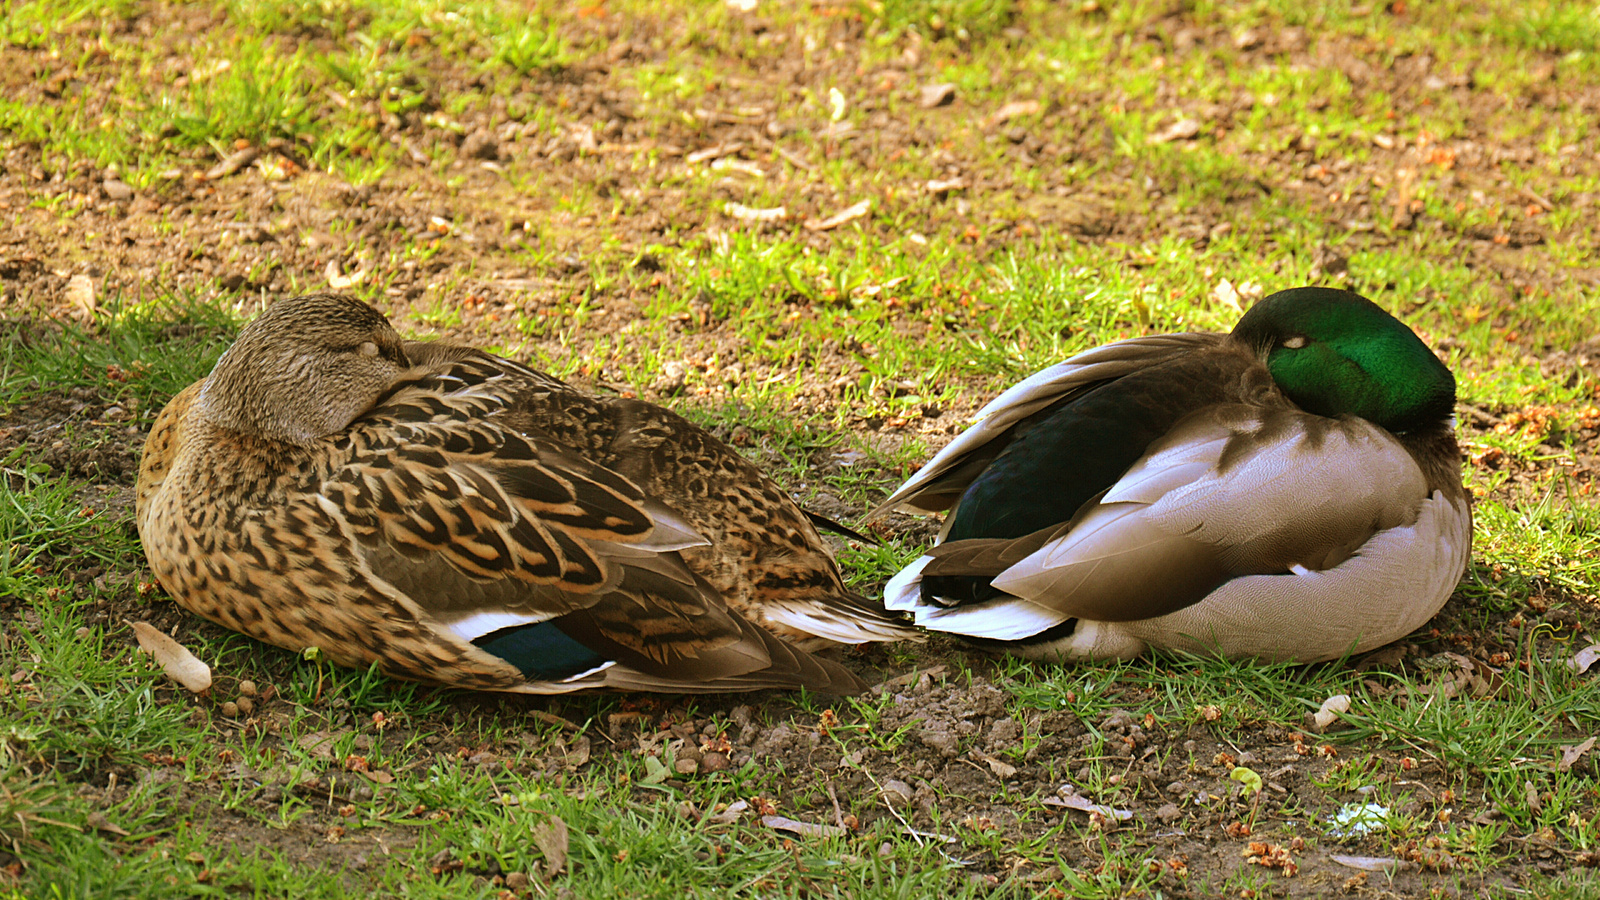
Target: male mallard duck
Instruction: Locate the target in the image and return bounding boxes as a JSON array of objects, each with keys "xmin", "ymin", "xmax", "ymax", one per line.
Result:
[
  {"xmin": 136, "ymin": 294, "xmax": 915, "ymax": 694},
  {"xmin": 871, "ymin": 286, "xmax": 1470, "ymax": 663}
]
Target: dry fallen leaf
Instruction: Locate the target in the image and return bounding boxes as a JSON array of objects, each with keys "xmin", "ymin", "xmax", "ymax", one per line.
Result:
[
  {"xmin": 325, "ymin": 259, "xmax": 367, "ymax": 290},
  {"xmin": 876, "ymin": 665, "xmax": 948, "ymax": 690},
  {"xmin": 1330, "ymin": 854, "xmax": 1406, "ymax": 871},
  {"xmin": 804, "ymin": 200, "xmax": 871, "ymax": 231},
  {"xmin": 85, "ymin": 811, "xmax": 130, "ymax": 837},
  {"xmin": 1150, "ymin": 118, "xmax": 1202, "ymax": 143},
  {"xmin": 296, "ymin": 730, "xmax": 341, "ymax": 761},
  {"xmin": 1308, "ymin": 693, "xmax": 1352, "ymax": 733},
  {"xmin": 1558, "ymin": 737, "xmax": 1596, "ymax": 773},
  {"xmin": 66, "ymin": 274, "xmax": 97, "ymax": 322},
  {"xmin": 1044, "ymin": 785, "xmax": 1133, "ymax": 821},
  {"xmin": 724, "ymin": 202, "xmax": 788, "ymax": 223},
  {"xmin": 710, "ymin": 157, "xmax": 765, "ymax": 178},
  {"xmin": 203, "ymin": 145, "xmax": 260, "ymax": 180},
  {"xmin": 126, "ymin": 620, "xmax": 212, "ymax": 694},
  {"xmin": 567, "ymin": 735, "xmax": 592, "ymax": 768},
  {"xmin": 706, "ymin": 800, "xmax": 749, "ymax": 825},
  {"xmin": 988, "ymin": 100, "xmax": 1041, "ymax": 127},
  {"xmin": 687, "ymin": 142, "xmax": 745, "ymax": 164},
  {"xmin": 1211, "ymin": 278, "xmax": 1242, "ymax": 311},
  {"xmin": 532, "ymin": 815, "xmax": 569, "ymax": 876},
  {"xmin": 970, "ymin": 750, "xmax": 1018, "ymax": 780},
  {"xmin": 761, "ymin": 815, "xmax": 845, "ymax": 838},
  {"xmin": 1568, "ymin": 641, "xmax": 1600, "ymax": 675},
  {"xmin": 919, "ymin": 82, "xmax": 956, "ymax": 109}
]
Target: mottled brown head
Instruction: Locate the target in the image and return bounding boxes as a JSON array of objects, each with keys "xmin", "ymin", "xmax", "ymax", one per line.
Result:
[{"xmin": 197, "ymin": 294, "xmax": 411, "ymax": 446}]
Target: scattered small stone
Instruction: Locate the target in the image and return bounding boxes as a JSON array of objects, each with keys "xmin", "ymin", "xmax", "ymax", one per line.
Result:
[
  {"xmin": 881, "ymin": 779, "xmax": 914, "ymax": 805},
  {"xmin": 236, "ymin": 696, "xmax": 254, "ymax": 715},
  {"xmin": 985, "ymin": 718, "xmax": 1022, "ymax": 750},
  {"xmin": 220, "ymin": 701, "xmax": 239, "ymax": 718},
  {"xmin": 700, "ymin": 751, "xmax": 729, "ymax": 773},
  {"xmin": 460, "ymin": 129, "xmax": 500, "ymax": 161},
  {"xmin": 103, "ymin": 179, "xmax": 133, "ymax": 201},
  {"xmin": 988, "ymin": 100, "xmax": 1041, "ymax": 127},
  {"xmin": 1101, "ymin": 711, "xmax": 1134, "ymax": 732},
  {"xmin": 675, "ymin": 758, "xmax": 699, "ymax": 776},
  {"xmin": 1156, "ymin": 803, "xmax": 1181, "ymax": 823},
  {"xmin": 918, "ymin": 726, "xmax": 959, "ymax": 757},
  {"xmin": 204, "ymin": 145, "xmax": 260, "ymax": 181},
  {"xmin": 1150, "ymin": 118, "xmax": 1202, "ymax": 143},
  {"xmin": 504, "ymin": 872, "xmax": 531, "ymax": 890},
  {"xmin": 239, "ymin": 680, "xmax": 257, "ymax": 697},
  {"xmin": 919, "ymin": 83, "xmax": 956, "ymax": 108},
  {"xmin": 652, "ymin": 360, "xmax": 688, "ymax": 395}
]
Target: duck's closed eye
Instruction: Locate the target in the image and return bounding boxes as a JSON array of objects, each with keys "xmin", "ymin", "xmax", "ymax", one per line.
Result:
[
  {"xmin": 1282, "ymin": 336, "xmax": 1308, "ymax": 350},
  {"xmin": 358, "ymin": 341, "xmax": 381, "ymax": 358}
]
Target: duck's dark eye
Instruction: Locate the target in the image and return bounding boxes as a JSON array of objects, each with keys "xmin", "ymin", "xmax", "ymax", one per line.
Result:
[{"xmin": 1282, "ymin": 335, "xmax": 1308, "ymax": 350}]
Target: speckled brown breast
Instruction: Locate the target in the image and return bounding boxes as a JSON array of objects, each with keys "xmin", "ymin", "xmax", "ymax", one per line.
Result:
[{"xmin": 137, "ymin": 380, "xmax": 528, "ymax": 691}]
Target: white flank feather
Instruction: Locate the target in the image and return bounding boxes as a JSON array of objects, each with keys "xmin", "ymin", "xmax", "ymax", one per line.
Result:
[
  {"xmin": 915, "ymin": 596, "xmax": 1071, "ymax": 641},
  {"xmin": 883, "ymin": 556, "xmax": 933, "ymax": 612},
  {"xmin": 446, "ymin": 610, "xmax": 545, "ymax": 642}
]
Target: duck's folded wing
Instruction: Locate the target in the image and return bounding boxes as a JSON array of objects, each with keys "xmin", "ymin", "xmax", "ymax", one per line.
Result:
[
  {"xmin": 921, "ymin": 407, "xmax": 1431, "ymax": 630},
  {"xmin": 868, "ymin": 333, "xmax": 1218, "ymax": 517},
  {"xmin": 324, "ymin": 415, "xmax": 702, "ymax": 598},
  {"xmin": 548, "ymin": 574, "xmax": 867, "ymax": 694},
  {"xmin": 323, "ymin": 412, "xmax": 861, "ymax": 692}
]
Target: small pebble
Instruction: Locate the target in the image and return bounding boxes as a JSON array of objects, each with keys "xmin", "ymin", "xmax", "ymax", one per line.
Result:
[
  {"xmin": 675, "ymin": 758, "xmax": 699, "ymax": 776},
  {"xmin": 238, "ymin": 680, "xmax": 258, "ymax": 697},
  {"xmin": 505, "ymin": 873, "xmax": 530, "ymax": 890},
  {"xmin": 700, "ymin": 751, "xmax": 729, "ymax": 773},
  {"xmin": 460, "ymin": 129, "xmax": 499, "ymax": 160},
  {"xmin": 920, "ymin": 82, "xmax": 957, "ymax": 108},
  {"xmin": 236, "ymin": 696, "xmax": 254, "ymax": 715},
  {"xmin": 220, "ymin": 701, "xmax": 239, "ymax": 718},
  {"xmin": 881, "ymin": 779, "xmax": 914, "ymax": 805}
]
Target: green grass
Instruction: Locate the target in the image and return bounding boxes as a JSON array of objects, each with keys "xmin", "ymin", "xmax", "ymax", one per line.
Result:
[{"xmin": 4, "ymin": 0, "xmax": 1600, "ymax": 895}]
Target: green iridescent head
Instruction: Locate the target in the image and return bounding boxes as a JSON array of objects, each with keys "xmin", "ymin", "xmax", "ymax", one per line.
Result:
[{"xmin": 1231, "ymin": 287, "xmax": 1455, "ymax": 433}]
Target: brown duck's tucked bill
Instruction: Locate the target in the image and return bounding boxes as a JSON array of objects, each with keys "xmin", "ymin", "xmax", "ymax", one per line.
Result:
[{"xmin": 136, "ymin": 294, "xmax": 916, "ymax": 695}]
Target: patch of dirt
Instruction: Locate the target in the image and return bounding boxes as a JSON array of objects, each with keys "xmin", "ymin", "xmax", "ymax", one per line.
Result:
[{"xmin": 0, "ymin": 386, "xmax": 144, "ymax": 483}]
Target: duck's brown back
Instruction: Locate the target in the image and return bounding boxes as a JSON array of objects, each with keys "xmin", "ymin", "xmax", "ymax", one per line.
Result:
[{"xmin": 404, "ymin": 341, "xmax": 913, "ymax": 649}]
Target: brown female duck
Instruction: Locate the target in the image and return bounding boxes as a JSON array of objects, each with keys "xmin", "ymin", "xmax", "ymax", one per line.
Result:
[{"xmin": 136, "ymin": 294, "xmax": 913, "ymax": 694}]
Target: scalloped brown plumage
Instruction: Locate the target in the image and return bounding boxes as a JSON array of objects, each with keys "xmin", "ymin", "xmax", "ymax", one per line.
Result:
[{"xmin": 136, "ymin": 294, "xmax": 915, "ymax": 694}]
